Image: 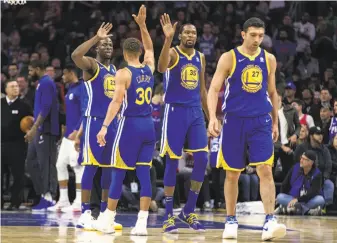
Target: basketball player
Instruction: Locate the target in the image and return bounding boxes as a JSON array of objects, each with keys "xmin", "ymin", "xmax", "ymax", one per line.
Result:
[
  {"xmin": 95, "ymin": 5, "xmax": 155, "ymax": 235},
  {"xmin": 158, "ymin": 14, "xmax": 209, "ymax": 232},
  {"xmin": 207, "ymin": 18, "xmax": 286, "ymax": 241},
  {"xmin": 47, "ymin": 65, "xmax": 83, "ymax": 212},
  {"xmin": 71, "ymin": 23, "xmax": 121, "ymax": 230}
]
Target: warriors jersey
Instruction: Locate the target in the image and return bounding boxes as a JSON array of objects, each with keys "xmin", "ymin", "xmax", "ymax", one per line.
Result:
[
  {"xmin": 84, "ymin": 61, "xmax": 116, "ymax": 118},
  {"xmin": 163, "ymin": 46, "xmax": 203, "ymax": 107},
  {"xmin": 121, "ymin": 65, "xmax": 154, "ymax": 117},
  {"xmin": 222, "ymin": 47, "xmax": 272, "ymax": 117}
]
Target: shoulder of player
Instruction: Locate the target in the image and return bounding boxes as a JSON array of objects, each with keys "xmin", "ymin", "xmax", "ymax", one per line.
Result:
[
  {"xmin": 116, "ymin": 68, "xmax": 132, "ymax": 79},
  {"xmin": 219, "ymin": 51, "xmax": 234, "ymax": 66},
  {"xmin": 264, "ymin": 50, "xmax": 276, "ymax": 64}
]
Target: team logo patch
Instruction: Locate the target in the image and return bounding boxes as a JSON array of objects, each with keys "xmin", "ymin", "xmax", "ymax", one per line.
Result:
[
  {"xmin": 180, "ymin": 63, "xmax": 199, "ymax": 90},
  {"xmin": 103, "ymin": 74, "xmax": 115, "ymax": 98},
  {"xmin": 241, "ymin": 65, "xmax": 263, "ymax": 93},
  {"xmin": 69, "ymin": 93, "xmax": 74, "ymax": 100}
]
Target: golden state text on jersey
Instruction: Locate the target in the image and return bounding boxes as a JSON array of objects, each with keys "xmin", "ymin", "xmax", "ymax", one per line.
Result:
[
  {"xmin": 163, "ymin": 46, "xmax": 203, "ymax": 107},
  {"xmin": 222, "ymin": 47, "xmax": 272, "ymax": 117}
]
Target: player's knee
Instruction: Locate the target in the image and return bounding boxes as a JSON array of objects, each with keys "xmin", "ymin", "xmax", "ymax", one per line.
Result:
[
  {"xmin": 191, "ymin": 151, "xmax": 208, "ymax": 183},
  {"xmin": 256, "ymin": 164, "xmax": 273, "ymax": 180},
  {"xmin": 225, "ymin": 170, "xmax": 241, "ymax": 182},
  {"xmin": 164, "ymin": 158, "xmax": 178, "ymax": 187},
  {"xmin": 56, "ymin": 162, "xmax": 69, "ymax": 181},
  {"xmin": 108, "ymin": 168, "xmax": 126, "ymax": 199},
  {"xmin": 73, "ymin": 166, "xmax": 84, "ymax": 184}
]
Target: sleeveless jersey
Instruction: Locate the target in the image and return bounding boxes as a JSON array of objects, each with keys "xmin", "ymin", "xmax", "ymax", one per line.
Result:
[
  {"xmin": 121, "ymin": 65, "xmax": 154, "ymax": 117},
  {"xmin": 84, "ymin": 61, "xmax": 116, "ymax": 118},
  {"xmin": 329, "ymin": 117, "xmax": 337, "ymax": 140},
  {"xmin": 222, "ymin": 47, "xmax": 272, "ymax": 117},
  {"xmin": 299, "ymin": 114, "xmax": 307, "ymax": 127},
  {"xmin": 64, "ymin": 81, "xmax": 82, "ymax": 138},
  {"xmin": 163, "ymin": 46, "xmax": 203, "ymax": 107}
]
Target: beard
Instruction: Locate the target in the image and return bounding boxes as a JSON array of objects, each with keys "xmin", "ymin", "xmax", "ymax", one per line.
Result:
[{"xmin": 183, "ymin": 41, "xmax": 195, "ymax": 48}]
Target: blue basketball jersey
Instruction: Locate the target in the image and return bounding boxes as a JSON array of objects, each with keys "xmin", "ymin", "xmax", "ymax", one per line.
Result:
[
  {"xmin": 330, "ymin": 117, "xmax": 337, "ymax": 140},
  {"xmin": 84, "ymin": 61, "xmax": 116, "ymax": 118},
  {"xmin": 222, "ymin": 47, "xmax": 272, "ymax": 117},
  {"xmin": 121, "ymin": 65, "xmax": 154, "ymax": 117},
  {"xmin": 163, "ymin": 46, "xmax": 203, "ymax": 107}
]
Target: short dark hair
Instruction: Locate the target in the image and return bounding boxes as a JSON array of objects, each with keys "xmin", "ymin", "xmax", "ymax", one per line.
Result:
[
  {"xmin": 292, "ymin": 99, "xmax": 303, "ymax": 107},
  {"xmin": 30, "ymin": 60, "xmax": 46, "ymax": 70},
  {"xmin": 123, "ymin": 38, "xmax": 142, "ymax": 55},
  {"xmin": 4, "ymin": 80, "xmax": 17, "ymax": 88},
  {"xmin": 179, "ymin": 23, "xmax": 195, "ymax": 34},
  {"xmin": 243, "ymin": 17, "xmax": 265, "ymax": 32},
  {"xmin": 64, "ymin": 64, "xmax": 76, "ymax": 72},
  {"xmin": 321, "ymin": 87, "xmax": 330, "ymax": 93}
]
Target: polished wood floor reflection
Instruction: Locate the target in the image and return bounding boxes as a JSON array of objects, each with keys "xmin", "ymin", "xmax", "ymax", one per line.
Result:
[{"xmin": 1, "ymin": 211, "xmax": 337, "ymax": 243}]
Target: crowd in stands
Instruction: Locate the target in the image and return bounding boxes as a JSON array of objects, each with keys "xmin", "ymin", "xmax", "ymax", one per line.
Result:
[{"xmin": 1, "ymin": 1, "xmax": 337, "ymax": 215}]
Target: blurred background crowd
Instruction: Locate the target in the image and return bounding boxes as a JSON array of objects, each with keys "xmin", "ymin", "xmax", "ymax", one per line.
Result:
[{"xmin": 1, "ymin": 1, "xmax": 337, "ymax": 215}]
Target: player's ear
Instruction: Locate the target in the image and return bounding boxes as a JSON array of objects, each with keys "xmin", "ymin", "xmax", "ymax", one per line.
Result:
[
  {"xmin": 241, "ymin": 31, "xmax": 245, "ymax": 40},
  {"xmin": 178, "ymin": 34, "xmax": 181, "ymax": 40}
]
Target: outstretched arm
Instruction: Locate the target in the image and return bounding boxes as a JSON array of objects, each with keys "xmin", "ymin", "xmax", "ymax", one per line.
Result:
[
  {"xmin": 157, "ymin": 13, "xmax": 178, "ymax": 73},
  {"xmin": 207, "ymin": 52, "xmax": 232, "ymax": 137},
  {"xmin": 97, "ymin": 69, "xmax": 130, "ymax": 146},
  {"xmin": 71, "ymin": 23, "xmax": 113, "ymax": 75},
  {"xmin": 132, "ymin": 5, "xmax": 155, "ymax": 73}
]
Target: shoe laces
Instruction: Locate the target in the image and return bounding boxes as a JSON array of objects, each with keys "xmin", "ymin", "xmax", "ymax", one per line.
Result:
[
  {"xmin": 163, "ymin": 216, "xmax": 176, "ymax": 230},
  {"xmin": 186, "ymin": 213, "xmax": 200, "ymax": 225},
  {"xmin": 226, "ymin": 216, "xmax": 238, "ymax": 224}
]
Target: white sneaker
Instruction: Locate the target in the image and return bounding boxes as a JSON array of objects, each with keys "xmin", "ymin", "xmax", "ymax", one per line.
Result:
[
  {"xmin": 76, "ymin": 210, "xmax": 95, "ymax": 230},
  {"xmin": 61, "ymin": 202, "xmax": 81, "ymax": 213},
  {"xmin": 131, "ymin": 211, "xmax": 148, "ymax": 236},
  {"xmin": 261, "ymin": 216, "xmax": 286, "ymax": 241},
  {"xmin": 47, "ymin": 200, "xmax": 70, "ymax": 212},
  {"xmin": 93, "ymin": 210, "xmax": 116, "ymax": 234},
  {"xmin": 222, "ymin": 216, "xmax": 238, "ymax": 239}
]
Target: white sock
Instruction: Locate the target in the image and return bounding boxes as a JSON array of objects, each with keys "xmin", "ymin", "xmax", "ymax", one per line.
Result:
[
  {"xmin": 59, "ymin": 188, "xmax": 68, "ymax": 202},
  {"xmin": 75, "ymin": 189, "xmax": 81, "ymax": 203},
  {"xmin": 138, "ymin": 210, "xmax": 149, "ymax": 219},
  {"xmin": 44, "ymin": 192, "xmax": 52, "ymax": 202}
]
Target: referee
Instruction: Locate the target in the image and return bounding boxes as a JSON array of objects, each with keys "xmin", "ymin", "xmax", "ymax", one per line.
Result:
[
  {"xmin": 25, "ymin": 60, "xmax": 60, "ymax": 210},
  {"xmin": 1, "ymin": 80, "xmax": 32, "ymax": 210}
]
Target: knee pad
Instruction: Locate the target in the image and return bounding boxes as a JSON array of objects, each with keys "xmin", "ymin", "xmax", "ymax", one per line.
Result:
[
  {"xmin": 101, "ymin": 167, "xmax": 112, "ymax": 190},
  {"xmin": 164, "ymin": 157, "xmax": 178, "ymax": 187},
  {"xmin": 81, "ymin": 166, "xmax": 98, "ymax": 190},
  {"xmin": 136, "ymin": 166, "xmax": 152, "ymax": 198},
  {"xmin": 191, "ymin": 151, "xmax": 208, "ymax": 183},
  {"xmin": 73, "ymin": 165, "xmax": 84, "ymax": 184},
  {"xmin": 56, "ymin": 160, "xmax": 69, "ymax": 181},
  {"xmin": 108, "ymin": 168, "xmax": 126, "ymax": 199}
]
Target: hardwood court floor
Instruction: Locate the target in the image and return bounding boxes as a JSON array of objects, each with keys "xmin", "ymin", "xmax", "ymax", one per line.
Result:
[{"xmin": 1, "ymin": 211, "xmax": 337, "ymax": 243}]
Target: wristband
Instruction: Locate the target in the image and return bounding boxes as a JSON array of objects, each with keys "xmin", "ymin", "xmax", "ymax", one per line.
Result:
[{"xmin": 102, "ymin": 124, "xmax": 109, "ymax": 129}]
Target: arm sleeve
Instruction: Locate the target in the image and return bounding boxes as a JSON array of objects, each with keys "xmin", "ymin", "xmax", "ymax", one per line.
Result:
[
  {"xmin": 40, "ymin": 82, "xmax": 54, "ymax": 118},
  {"xmin": 306, "ymin": 115, "xmax": 315, "ymax": 128},
  {"xmin": 297, "ymin": 172, "xmax": 322, "ymax": 202}
]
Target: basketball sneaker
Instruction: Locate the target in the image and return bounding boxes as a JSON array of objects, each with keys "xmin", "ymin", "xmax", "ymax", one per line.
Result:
[
  {"xmin": 93, "ymin": 209, "xmax": 116, "ymax": 234},
  {"xmin": 95, "ymin": 212, "xmax": 123, "ymax": 230},
  {"xmin": 261, "ymin": 215, "xmax": 286, "ymax": 241},
  {"xmin": 32, "ymin": 197, "xmax": 55, "ymax": 211},
  {"xmin": 47, "ymin": 200, "xmax": 70, "ymax": 212},
  {"xmin": 130, "ymin": 211, "xmax": 148, "ymax": 236},
  {"xmin": 61, "ymin": 202, "xmax": 81, "ymax": 213},
  {"xmin": 76, "ymin": 210, "xmax": 96, "ymax": 230},
  {"xmin": 222, "ymin": 216, "xmax": 238, "ymax": 239},
  {"xmin": 177, "ymin": 211, "xmax": 205, "ymax": 232},
  {"xmin": 163, "ymin": 216, "xmax": 178, "ymax": 234}
]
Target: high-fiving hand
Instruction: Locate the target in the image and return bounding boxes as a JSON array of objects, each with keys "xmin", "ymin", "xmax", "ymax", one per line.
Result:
[
  {"xmin": 132, "ymin": 4, "xmax": 146, "ymax": 27},
  {"xmin": 97, "ymin": 22, "xmax": 113, "ymax": 40},
  {"xmin": 160, "ymin": 13, "xmax": 177, "ymax": 39}
]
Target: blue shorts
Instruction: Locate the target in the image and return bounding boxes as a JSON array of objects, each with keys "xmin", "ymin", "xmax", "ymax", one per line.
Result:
[
  {"xmin": 111, "ymin": 116, "xmax": 155, "ymax": 170},
  {"xmin": 217, "ymin": 113, "xmax": 274, "ymax": 171},
  {"xmin": 160, "ymin": 104, "xmax": 208, "ymax": 159},
  {"xmin": 79, "ymin": 116, "xmax": 117, "ymax": 167}
]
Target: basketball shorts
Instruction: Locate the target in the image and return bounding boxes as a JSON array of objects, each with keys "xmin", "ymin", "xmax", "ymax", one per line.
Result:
[
  {"xmin": 111, "ymin": 116, "xmax": 155, "ymax": 170},
  {"xmin": 57, "ymin": 137, "xmax": 79, "ymax": 167},
  {"xmin": 160, "ymin": 104, "xmax": 208, "ymax": 159},
  {"xmin": 217, "ymin": 113, "xmax": 274, "ymax": 171},
  {"xmin": 79, "ymin": 116, "xmax": 117, "ymax": 167}
]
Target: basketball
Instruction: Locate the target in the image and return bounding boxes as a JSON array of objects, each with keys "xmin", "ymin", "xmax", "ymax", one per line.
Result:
[{"xmin": 20, "ymin": 116, "xmax": 34, "ymax": 133}]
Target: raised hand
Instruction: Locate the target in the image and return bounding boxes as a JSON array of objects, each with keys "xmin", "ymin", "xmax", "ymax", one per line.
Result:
[
  {"xmin": 160, "ymin": 13, "xmax": 177, "ymax": 39},
  {"xmin": 132, "ymin": 4, "xmax": 146, "ymax": 27},
  {"xmin": 96, "ymin": 22, "xmax": 113, "ymax": 40}
]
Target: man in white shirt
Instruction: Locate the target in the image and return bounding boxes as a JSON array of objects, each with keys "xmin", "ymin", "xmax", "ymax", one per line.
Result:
[
  {"xmin": 293, "ymin": 12, "xmax": 316, "ymax": 53},
  {"xmin": 291, "ymin": 99, "xmax": 315, "ymax": 128}
]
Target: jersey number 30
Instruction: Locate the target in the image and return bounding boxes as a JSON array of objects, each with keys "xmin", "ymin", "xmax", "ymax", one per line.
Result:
[{"xmin": 135, "ymin": 87, "xmax": 152, "ymax": 105}]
